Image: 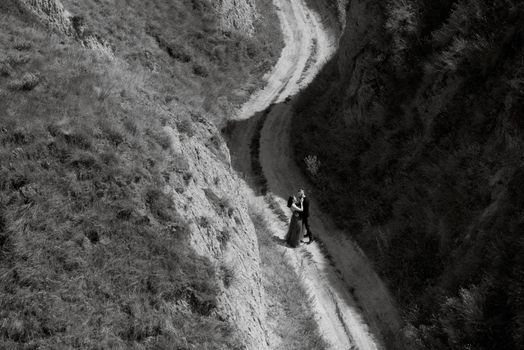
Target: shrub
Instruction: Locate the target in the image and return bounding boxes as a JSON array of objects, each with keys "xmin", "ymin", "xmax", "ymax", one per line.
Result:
[
  {"xmin": 192, "ymin": 63, "xmax": 209, "ymax": 77},
  {"xmin": 217, "ymin": 229, "xmax": 231, "ymax": 249},
  {"xmin": 6, "ymin": 52, "xmax": 30, "ymax": 66},
  {"xmin": 70, "ymin": 15, "xmax": 91, "ymax": 38},
  {"xmin": 100, "ymin": 150, "xmax": 118, "ymax": 165},
  {"xmin": 304, "ymin": 154, "xmax": 321, "ymax": 177},
  {"xmin": 183, "ymin": 171, "xmax": 193, "ymax": 185},
  {"xmin": 198, "ymin": 215, "xmax": 211, "ymax": 228},
  {"xmin": 0, "ymin": 62, "xmax": 12, "ymax": 77},
  {"xmin": 13, "ymin": 40, "xmax": 31, "ymax": 51},
  {"xmin": 149, "ymin": 128, "xmax": 172, "ymax": 150},
  {"xmin": 50, "ymin": 125, "xmax": 93, "ymax": 150},
  {"xmin": 145, "ymin": 188, "xmax": 175, "ymax": 221},
  {"xmin": 203, "ymin": 188, "xmax": 235, "ymax": 218},
  {"xmin": 177, "ymin": 117, "xmax": 195, "ymax": 137},
  {"xmin": 218, "ymin": 196, "xmax": 235, "ymax": 218},
  {"xmin": 94, "ymin": 82, "xmax": 115, "ymax": 101},
  {"xmin": 220, "ymin": 263, "xmax": 235, "ymax": 288},
  {"xmin": 385, "ymin": 0, "xmax": 420, "ymax": 67},
  {"xmin": 99, "ymin": 120, "xmax": 125, "ymax": 146},
  {"xmin": 8, "ymin": 72, "xmax": 40, "ymax": 91},
  {"xmin": 122, "ymin": 118, "xmax": 138, "ymax": 135}
]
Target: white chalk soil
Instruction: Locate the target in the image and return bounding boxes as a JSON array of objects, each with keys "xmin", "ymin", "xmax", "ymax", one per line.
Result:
[{"xmin": 231, "ymin": 0, "xmax": 407, "ymax": 349}]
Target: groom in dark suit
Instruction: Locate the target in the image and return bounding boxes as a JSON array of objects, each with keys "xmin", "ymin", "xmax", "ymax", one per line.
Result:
[{"xmin": 298, "ymin": 189, "xmax": 314, "ymax": 244}]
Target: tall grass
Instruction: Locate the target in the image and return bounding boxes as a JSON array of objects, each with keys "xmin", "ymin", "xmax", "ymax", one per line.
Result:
[{"xmin": 0, "ymin": 4, "xmax": 276, "ymax": 346}]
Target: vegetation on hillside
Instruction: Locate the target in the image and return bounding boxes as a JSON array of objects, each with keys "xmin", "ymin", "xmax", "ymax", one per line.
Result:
[
  {"xmin": 0, "ymin": 0, "xmax": 282, "ymax": 347},
  {"xmin": 60, "ymin": 0, "xmax": 283, "ymax": 125},
  {"xmin": 293, "ymin": 1, "xmax": 524, "ymax": 349}
]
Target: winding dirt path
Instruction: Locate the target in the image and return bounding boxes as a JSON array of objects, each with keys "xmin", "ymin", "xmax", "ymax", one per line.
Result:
[{"xmin": 230, "ymin": 0, "xmax": 406, "ymax": 349}]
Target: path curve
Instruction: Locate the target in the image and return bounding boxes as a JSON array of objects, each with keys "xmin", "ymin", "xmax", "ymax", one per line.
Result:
[
  {"xmin": 237, "ymin": 0, "xmax": 333, "ymax": 120},
  {"xmin": 230, "ymin": 0, "xmax": 405, "ymax": 349}
]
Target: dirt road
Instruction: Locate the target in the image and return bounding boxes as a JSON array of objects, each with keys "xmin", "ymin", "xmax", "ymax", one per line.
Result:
[{"xmin": 229, "ymin": 0, "xmax": 406, "ymax": 349}]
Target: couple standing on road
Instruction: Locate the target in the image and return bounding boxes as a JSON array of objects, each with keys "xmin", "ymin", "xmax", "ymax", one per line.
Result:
[{"xmin": 286, "ymin": 189, "xmax": 314, "ymax": 247}]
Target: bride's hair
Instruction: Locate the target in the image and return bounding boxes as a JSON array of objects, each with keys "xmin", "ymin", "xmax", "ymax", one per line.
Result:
[{"xmin": 287, "ymin": 195, "xmax": 295, "ymax": 208}]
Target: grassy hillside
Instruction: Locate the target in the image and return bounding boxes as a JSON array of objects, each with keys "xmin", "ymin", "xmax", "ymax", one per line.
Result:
[
  {"xmin": 59, "ymin": 0, "xmax": 282, "ymax": 125},
  {"xmin": 293, "ymin": 1, "xmax": 524, "ymax": 349},
  {"xmin": 0, "ymin": 0, "xmax": 282, "ymax": 348}
]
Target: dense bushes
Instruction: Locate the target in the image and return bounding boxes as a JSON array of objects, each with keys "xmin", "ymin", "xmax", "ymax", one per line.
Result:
[{"xmin": 293, "ymin": 1, "xmax": 524, "ymax": 349}]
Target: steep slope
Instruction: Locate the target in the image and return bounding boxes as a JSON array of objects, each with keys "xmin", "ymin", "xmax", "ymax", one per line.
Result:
[
  {"xmin": 293, "ymin": 1, "xmax": 524, "ymax": 349},
  {"xmin": 0, "ymin": 0, "xmax": 282, "ymax": 348}
]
